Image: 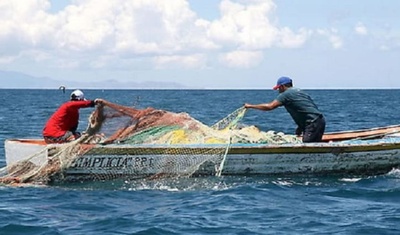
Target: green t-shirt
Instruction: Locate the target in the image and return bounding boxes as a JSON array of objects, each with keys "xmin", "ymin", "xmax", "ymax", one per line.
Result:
[{"xmin": 275, "ymin": 87, "xmax": 323, "ymax": 129}]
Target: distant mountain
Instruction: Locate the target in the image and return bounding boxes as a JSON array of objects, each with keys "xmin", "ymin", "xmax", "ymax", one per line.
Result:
[
  {"xmin": 0, "ymin": 71, "xmax": 61, "ymax": 88},
  {"xmin": 0, "ymin": 70, "xmax": 187, "ymax": 89}
]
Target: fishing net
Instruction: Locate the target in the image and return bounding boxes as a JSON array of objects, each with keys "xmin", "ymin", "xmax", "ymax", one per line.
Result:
[{"xmin": 0, "ymin": 101, "xmax": 301, "ymax": 185}]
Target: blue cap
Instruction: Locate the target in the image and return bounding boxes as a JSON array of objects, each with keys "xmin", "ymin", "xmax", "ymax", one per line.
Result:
[{"xmin": 273, "ymin": 76, "xmax": 292, "ymax": 90}]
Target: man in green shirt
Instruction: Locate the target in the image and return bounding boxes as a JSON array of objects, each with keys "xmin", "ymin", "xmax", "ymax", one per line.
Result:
[{"xmin": 244, "ymin": 76, "xmax": 326, "ymax": 143}]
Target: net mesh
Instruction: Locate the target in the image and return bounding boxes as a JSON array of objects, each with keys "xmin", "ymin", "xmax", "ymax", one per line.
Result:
[{"xmin": 0, "ymin": 101, "xmax": 301, "ymax": 185}]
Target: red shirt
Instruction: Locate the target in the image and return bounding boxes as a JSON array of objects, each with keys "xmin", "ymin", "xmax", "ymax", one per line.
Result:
[{"xmin": 43, "ymin": 100, "xmax": 94, "ymax": 138}]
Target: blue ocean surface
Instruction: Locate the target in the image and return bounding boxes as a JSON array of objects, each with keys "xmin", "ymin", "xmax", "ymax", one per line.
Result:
[{"xmin": 1, "ymin": 89, "xmax": 400, "ymax": 235}]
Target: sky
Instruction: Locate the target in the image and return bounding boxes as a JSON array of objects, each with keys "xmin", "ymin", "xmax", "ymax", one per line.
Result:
[{"xmin": 0, "ymin": 0, "xmax": 399, "ymax": 89}]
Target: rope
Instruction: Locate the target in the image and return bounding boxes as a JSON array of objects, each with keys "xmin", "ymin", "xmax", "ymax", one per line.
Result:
[
  {"xmin": 211, "ymin": 106, "xmax": 247, "ymax": 130},
  {"xmin": 213, "ymin": 106, "xmax": 247, "ymax": 176},
  {"xmin": 216, "ymin": 137, "xmax": 231, "ymax": 177}
]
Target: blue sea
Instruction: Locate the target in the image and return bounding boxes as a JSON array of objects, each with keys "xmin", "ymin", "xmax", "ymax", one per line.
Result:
[{"xmin": 1, "ymin": 89, "xmax": 400, "ymax": 235}]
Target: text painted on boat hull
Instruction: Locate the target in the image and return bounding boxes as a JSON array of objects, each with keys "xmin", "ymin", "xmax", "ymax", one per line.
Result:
[{"xmin": 71, "ymin": 156, "xmax": 155, "ymax": 168}]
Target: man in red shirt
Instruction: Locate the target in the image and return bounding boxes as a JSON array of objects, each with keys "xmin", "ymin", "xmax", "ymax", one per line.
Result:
[{"xmin": 43, "ymin": 89, "xmax": 103, "ymax": 144}]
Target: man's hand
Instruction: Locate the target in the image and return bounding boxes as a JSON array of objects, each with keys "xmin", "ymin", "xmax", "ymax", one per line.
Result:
[{"xmin": 94, "ymin": 99, "xmax": 104, "ymax": 105}]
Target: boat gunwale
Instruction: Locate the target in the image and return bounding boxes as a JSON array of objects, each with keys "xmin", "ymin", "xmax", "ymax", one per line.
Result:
[{"xmin": 7, "ymin": 136, "xmax": 400, "ymax": 156}]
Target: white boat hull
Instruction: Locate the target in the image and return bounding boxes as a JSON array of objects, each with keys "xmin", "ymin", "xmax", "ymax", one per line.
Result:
[{"xmin": 4, "ymin": 138, "xmax": 400, "ymax": 182}]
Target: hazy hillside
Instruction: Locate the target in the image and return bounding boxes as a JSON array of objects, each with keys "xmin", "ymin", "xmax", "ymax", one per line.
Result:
[
  {"xmin": 0, "ymin": 71, "xmax": 62, "ymax": 88},
  {"xmin": 0, "ymin": 70, "xmax": 186, "ymax": 89}
]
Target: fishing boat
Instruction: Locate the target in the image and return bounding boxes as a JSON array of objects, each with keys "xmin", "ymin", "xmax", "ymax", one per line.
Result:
[
  {"xmin": 4, "ymin": 124, "xmax": 400, "ymax": 183},
  {"xmin": 3, "ymin": 98, "xmax": 400, "ymax": 184}
]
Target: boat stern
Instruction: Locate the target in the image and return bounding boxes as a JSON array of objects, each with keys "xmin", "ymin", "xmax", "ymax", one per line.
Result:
[{"xmin": 5, "ymin": 139, "xmax": 48, "ymax": 167}]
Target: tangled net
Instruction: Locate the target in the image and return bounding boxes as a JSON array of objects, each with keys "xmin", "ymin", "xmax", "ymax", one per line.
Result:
[{"xmin": 0, "ymin": 100, "xmax": 300, "ymax": 185}]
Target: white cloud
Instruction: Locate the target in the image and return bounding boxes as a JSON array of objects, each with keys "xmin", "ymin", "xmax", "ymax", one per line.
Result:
[
  {"xmin": 219, "ymin": 50, "xmax": 263, "ymax": 68},
  {"xmin": 154, "ymin": 54, "xmax": 207, "ymax": 69},
  {"xmin": 317, "ymin": 28, "xmax": 343, "ymax": 49},
  {"xmin": 0, "ymin": 0, "xmax": 58, "ymax": 50},
  {"xmin": 0, "ymin": 0, "xmax": 312, "ymax": 70},
  {"xmin": 278, "ymin": 27, "xmax": 311, "ymax": 48},
  {"xmin": 354, "ymin": 22, "xmax": 368, "ymax": 35},
  {"xmin": 379, "ymin": 45, "xmax": 390, "ymax": 51},
  {"xmin": 0, "ymin": 55, "xmax": 16, "ymax": 64},
  {"xmin": 208, "ymin": 0, "xmax": 280, "ymax": 50},
  {"xmin": 329, "ymin": 35, "xmax": 343, "ymax": 49},
  {"xmin": 56, "ymin": 1, "xmax": 116, "ymax": 51}
]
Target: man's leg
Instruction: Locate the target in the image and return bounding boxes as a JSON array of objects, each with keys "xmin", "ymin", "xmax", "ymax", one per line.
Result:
[
  {"xmin": 303, "ymin": 117, "xmax": 326, "ymax": 143},
  {"xmin": 44, "ymin": 131, "xmax": 75, "ymax": 144}
]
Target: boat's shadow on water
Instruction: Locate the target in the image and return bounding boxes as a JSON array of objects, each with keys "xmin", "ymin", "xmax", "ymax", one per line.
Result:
[{"xmin": 48, "ymin": 168, "xmax": 400, "ymax": 191}]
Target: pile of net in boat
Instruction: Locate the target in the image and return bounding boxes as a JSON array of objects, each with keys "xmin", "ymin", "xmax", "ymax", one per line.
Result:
[
  {"xmin": 84, "ymin": 101, "xmax": 300, "ymax": 145},
  {"xmin": 0, "ymin": 101, "xmax": 301, "ymax": 185}
]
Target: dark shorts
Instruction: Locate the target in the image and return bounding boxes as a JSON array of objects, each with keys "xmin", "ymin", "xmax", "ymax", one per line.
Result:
[
  {"xmin": 303, "ymin": 115, "xmax": 326, "ymax": 143},
  {"xmin": 44, "ymin": 131, "xmax": 81, "ymax": 144}
]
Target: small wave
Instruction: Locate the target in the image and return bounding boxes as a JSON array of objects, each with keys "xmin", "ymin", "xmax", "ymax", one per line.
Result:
[
  {"xmin": 122, "ymin": 177, "xmax": 233, "ymax": 191},
  {"xmin": 272, "ymin": 180, "xmax": 293, "ymax": 186},
  {"xmin": 271, "ymin": 177, "xmax": 326, "ymax": 187},
  {"xmin": 339, "ymin": 178, "xmax": 362, "ymax": 182},
  {"xmin": 386, "ymin": 168, "xmax": 400, "ymax": 177}
]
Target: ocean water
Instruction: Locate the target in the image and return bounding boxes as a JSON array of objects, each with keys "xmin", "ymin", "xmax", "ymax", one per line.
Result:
[{"xmin": 1, "ymin": 89, "xmax": 400, "ymax": 235}]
